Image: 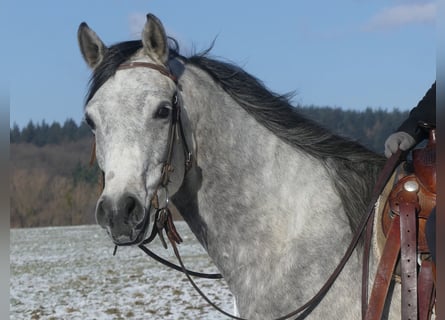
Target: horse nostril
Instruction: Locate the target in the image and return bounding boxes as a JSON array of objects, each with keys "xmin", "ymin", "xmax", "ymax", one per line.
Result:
[
  {"xmin": 95, "ymin": 194, "xmax": 145, "ymax": 231},
  {"xmin": 122, "ymin": 195, "xmax": 144, "ymax": 224},
  {"xmin": 124, "ymin": 196, "xmax": 136, "ymax": 215}
]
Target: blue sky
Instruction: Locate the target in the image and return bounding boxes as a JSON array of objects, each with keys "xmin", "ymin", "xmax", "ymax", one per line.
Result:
[{"xmin": 7, "ymin": 0, "xmax": 436, "ymax": 128}]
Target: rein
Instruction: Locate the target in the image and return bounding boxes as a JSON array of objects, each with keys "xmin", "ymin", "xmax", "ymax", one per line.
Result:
[
  {"xmin": 142, "ymin": 148, "xmax": 403, "ymax": 320},
  {"xmin": 101, "ymin": 61, "xmax": 404, "ymax": 319}
]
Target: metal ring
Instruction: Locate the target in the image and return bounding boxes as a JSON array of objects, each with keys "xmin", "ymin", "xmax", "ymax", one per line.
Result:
[{"xmin": 164, "ymin": 185, "xmax": 170, "ymax": 208}]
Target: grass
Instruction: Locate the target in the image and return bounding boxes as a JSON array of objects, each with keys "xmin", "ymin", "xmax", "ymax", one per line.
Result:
[
  {"xmin": 105, "ymin": 307, "xmax": 121, "ymax": 315},
  {"xmin": 172, "ymin": 289, "xmax": 183, "ymax": 296},
  {"xmin": 65, "ymin": 307, "xmax": 79, "ymax": 313}
]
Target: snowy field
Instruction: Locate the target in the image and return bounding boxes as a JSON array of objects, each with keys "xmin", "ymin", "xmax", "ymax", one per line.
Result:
[{"xmin": 10, "ymin": 223, "xmax": 234, "ymax": 319}]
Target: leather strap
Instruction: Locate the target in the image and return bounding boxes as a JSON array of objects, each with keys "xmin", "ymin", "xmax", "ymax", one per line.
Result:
[
  {"xmin": 362, "ymin": 150, "xmax": 404, "ymax": 317},
  {"xmin": 365, "ymin": 215, "xmax": 401, "ymax": 320},
  {"xmin": 399, "ymin": 198, "xmax": 419, "ymax": 319},
  {"xmin": 118, "ymin": 62, "xmax": 177, "ymax": 82},
  {"xmin": 168, "ymin": 229, "xmax": 247, "ymax": 320},
  {"xmin": 362, "ymin": 208, "xmax": 374, "ymax": 319},
  {"xmin": 418, "ymin": 260, "xmax": 436, "ymax": 320}
]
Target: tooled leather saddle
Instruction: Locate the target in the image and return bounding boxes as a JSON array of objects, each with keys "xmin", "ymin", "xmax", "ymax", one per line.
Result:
[{"xmin": 366, "ymin": 125, "xmax": 436, "ymax": 320}]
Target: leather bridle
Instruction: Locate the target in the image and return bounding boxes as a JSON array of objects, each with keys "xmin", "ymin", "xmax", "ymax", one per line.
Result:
[
  {"xmin": 102, "ymin": 61, "xmax": 405, "ymax": 319},
  {"xmin": 114, "ymin": 62, "xmax": 222, "ymax": 279}
]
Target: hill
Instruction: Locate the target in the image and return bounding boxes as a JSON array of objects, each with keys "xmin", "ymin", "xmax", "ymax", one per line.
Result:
[{"xmin": 10, "ymin": 138, "xmax": 99, "ymax": 227}]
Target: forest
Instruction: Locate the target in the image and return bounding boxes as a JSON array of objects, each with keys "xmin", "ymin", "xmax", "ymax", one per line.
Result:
[{"xmin": 10, "ymin": 106, "xmax": 408, "ymax": 228}]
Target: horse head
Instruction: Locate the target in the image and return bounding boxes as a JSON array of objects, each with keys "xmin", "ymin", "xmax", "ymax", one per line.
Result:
[{"xmin": 78, "ymin": 14, "xmax": 189, "ymax": 245}]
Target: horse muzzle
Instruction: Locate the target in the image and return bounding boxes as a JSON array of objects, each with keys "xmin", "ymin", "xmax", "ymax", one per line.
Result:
[{"xmin": 95, "ymin": 193, "xmax": 150, "ymax": 245}]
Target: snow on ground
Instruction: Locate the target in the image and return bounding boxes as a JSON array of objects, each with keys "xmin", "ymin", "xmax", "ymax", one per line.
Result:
[{"xmin": 10, "ymin": 223, "xmax": 234, "ymax": 319}]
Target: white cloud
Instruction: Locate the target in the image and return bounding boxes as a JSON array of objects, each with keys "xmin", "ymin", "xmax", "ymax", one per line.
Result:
[
  {"xmin": 363, "ymin": 2, "xmax": 435, "ymax": 31},
  {"xmin": 128, "ymin": 12, "xmax": 146, "ymax": 38}
]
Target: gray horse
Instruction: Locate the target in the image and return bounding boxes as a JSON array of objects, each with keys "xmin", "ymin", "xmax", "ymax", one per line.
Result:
[{"xmin": 78, "ymin": 13, "xmax": 403, "ymax": 319}]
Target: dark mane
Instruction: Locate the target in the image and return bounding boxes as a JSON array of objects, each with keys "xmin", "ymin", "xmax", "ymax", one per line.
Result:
[
  {"xmin": 86, "ymin": 39, "xmax": 385, "ymax": 232},
  {"xmin": 187, "ymin": 55, "xmax": 381, "ymax": 162}
]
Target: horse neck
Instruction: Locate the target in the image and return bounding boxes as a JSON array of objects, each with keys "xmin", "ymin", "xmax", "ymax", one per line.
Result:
[
  {"xmin": 174, "ymin": 65, "xmax": 280, "ymax": 239},
  {"xmin": 174, "ymin": 65, "xmax": 355, "ymax": 279}
]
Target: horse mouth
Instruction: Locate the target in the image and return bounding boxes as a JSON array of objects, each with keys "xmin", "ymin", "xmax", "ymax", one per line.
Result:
[
  {"xmin": 96, "ymin": 198, "xmax": 153, "ymax": 246},
  {"xmin": 108, "ymin": 209, "xmax": 151, "ymax": 246},
  {"xmin": 110, "ymin": 228, "xmax": 147, "ymax": 246}
]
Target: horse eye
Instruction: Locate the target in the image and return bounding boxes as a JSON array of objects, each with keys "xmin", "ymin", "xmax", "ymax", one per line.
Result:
[
  {"xmin": 85, "ymin": 115, "xmax": 96, "ymax": 130},
  {"xmin": 154, "ymin": 105, "xmax": 171, "ymax": 119}
]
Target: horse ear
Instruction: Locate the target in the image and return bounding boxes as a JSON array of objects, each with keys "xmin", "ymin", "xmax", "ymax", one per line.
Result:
[
  {"xmin": 142, "ymin": 14, "xmax": 169, "ymax": 65},
  {"xmin": 77, "ymin": 22, "xmax": 107, "ymax": 69}
]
